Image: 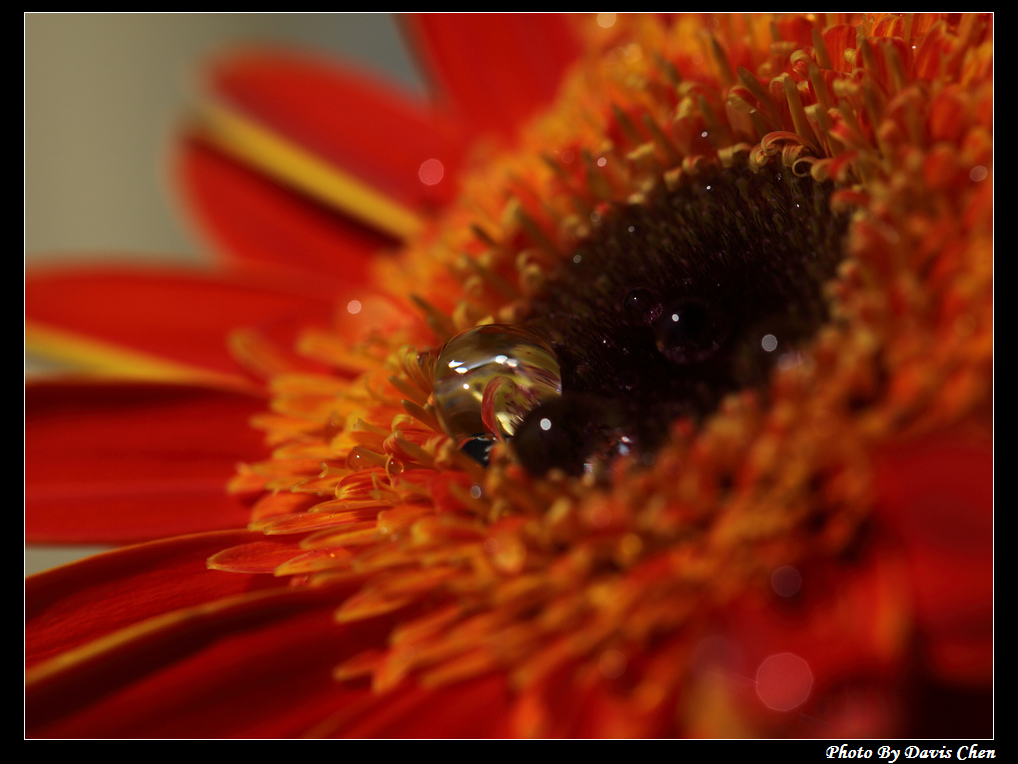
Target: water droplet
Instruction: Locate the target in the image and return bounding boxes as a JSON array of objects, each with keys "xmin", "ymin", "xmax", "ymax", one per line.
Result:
[
  {"xmin": 432, "ymin": 325, "xmax": 562, "ymax": 458},
  {"xmin": 622, "ymin": 287, "xmax": 662, "ymax": 324},
  {"xmin": 385, "ymin": 456, "xmax": 404, "ymax": 478},
  {"xmin": 654, "ymin": 299, "xmax": 726, "ymax": 364},
  {"xmin": 511, "ymin": 393, "xmax": 623, "ymax": 477},
  {"xmin": 323, "ymin": 411, "xmax": 343, "ymax": 440},
  {"xmin": 459, "ymin": 436, "xmax": 495, "ymax": 466},
  {"xmin": 346, "ymin": 446, "xmax": 380, "ymax": 471}
]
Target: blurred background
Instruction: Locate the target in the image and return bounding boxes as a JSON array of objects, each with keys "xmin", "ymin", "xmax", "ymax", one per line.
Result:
[{"xmin": 25, "ymin": 13, "xmax": 422, "ymax": 574}]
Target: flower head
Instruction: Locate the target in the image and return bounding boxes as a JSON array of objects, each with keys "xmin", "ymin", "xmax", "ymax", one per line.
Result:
[{"xmin": 26, "ymin": 14, "xmax": 992, "ymax": 738}]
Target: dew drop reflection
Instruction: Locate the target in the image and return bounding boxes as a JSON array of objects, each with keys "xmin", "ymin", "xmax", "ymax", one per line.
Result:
[
  {"xmin": 654, "ymin": 299, "xmax": 727, "ymax": 364},
  {"xmin": 432, "ymin": 325, "xmax": 562, "ymax": 458}
]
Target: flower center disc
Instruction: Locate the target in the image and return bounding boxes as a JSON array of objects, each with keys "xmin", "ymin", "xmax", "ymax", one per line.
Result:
[{"xmin": 515, "ymin": 165, "xmax": 848, "ymax": 475}]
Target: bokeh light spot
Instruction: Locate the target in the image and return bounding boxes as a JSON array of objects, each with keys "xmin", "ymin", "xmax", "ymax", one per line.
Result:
[
  {"xmin": 599, "ymin": 649, "xmax": 627, "ymax": 678},
  {"xmin": 756, "ymin": 653, "xmax": 813, "ymax": 711},
  {"xmin": 418, "ymin": 158, "xmax": 445, "ymax": 186},
  {"xmin": 771, "ymin": 565, "xmax": 802, "ymax": 597}
]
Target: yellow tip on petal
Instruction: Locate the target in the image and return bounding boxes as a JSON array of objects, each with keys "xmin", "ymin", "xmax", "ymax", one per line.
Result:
[
  {"xmin": 196, "ymin": 104, "xmax": 424, "ymax": 241},
  {"xmin": 25, "ymin": 321, "xmax": 253, "ymax": 392}
]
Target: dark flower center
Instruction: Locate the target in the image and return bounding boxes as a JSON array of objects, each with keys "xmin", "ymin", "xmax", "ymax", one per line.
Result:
[{"xmin": 514, "ymin": 165, "xmax": 849, "ymax": 476}]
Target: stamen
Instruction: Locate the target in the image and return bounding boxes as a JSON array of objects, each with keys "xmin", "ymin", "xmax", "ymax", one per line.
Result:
[
  {"xmin": 736, "ymin": 67, "xmax": 782, "ymax": 131},
  {"xmin": 781, "ymin": 75, "xmax": 821, "ymax": 151},
  {"xmin": 708, "ymin": 36, "xmax": 736, "ymax": 87},
  {"xmin": 410, "ymin": 294, "xmax": 457, "ymax": 340},
  {"xmin": 811, "ymin": 27, "xmax": 833, "ymax": 70}
]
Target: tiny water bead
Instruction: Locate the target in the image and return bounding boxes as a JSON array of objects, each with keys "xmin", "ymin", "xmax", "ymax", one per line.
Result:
[
  {"xmin": 653, "ymin": 299, "xmax": 728, "ymax": 364},
  {"xmin": 622, "ymin": 287, "xmax": 662, "ymax": 323},
  {"xmin": 431, "ymin": 324, "xmax": 563, "ymax": 457},
  {"xmin": 511, "ymin": 393, "xmax": 625, "ymax": 477}
]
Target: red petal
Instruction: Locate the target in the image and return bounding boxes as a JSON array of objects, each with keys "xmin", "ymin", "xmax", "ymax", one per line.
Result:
[
  {"xmin": 403, "ymin": 14, "xmax": 581, "ymax": 139},
  {"xmin": 25, "ymin": 381, "xmax": 264, "ymax": 544},
  {"xmin": 26, "ymin": 529, "xmax": 277, "ymax": 669},
  {"xmin": 179, "ymin": 138, "xmax": 399, "ymax": 283},
  {"xmin": 717, "ymin": 551, "xmax": 915, "ymax": 735},
  {"xmin": 320, "ymin": 673, "xmax": 512, "ymax": 738},
  {"xmin": 873, "ymin": 436, "xmax": 993, "ymax": 685},
  {"xmin": 26, "ymin": 586, "xmax": 369, "ymax": 737},
  {"xmin": 206, "ymin": 48, "xmax": 467, "ymax": 214},
  {"xmin": 26, "ymin": 264, "xmax": 336, "ymax": 379},
  {"xmin": 29, "ymin": 576, "xmax": 511, "ymax": 738}
]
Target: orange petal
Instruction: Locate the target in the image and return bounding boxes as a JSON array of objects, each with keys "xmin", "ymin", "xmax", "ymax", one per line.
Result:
[
  {"xmin": 26, "ymin": 264, "xmax": 336, "ymax": 380},
  {"xmin": 206, "ymin": 537, "xmax": 307, "ymax": 574},
  {"xmin": 403, "ymin": 14, "xmax": 581, "ymax": 140},
  {"xmin": 25, "ymin": 381, "xmax": 265, "ymax": 543}
]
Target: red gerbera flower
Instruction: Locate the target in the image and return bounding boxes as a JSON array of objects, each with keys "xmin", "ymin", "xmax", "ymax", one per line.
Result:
[{"xmin": 26, "ymin": 14, "xmax": 992, "ymax": 738}]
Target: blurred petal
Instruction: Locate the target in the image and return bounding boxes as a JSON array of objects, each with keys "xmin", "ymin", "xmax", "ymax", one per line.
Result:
[
  {"xmin": 179, "ymin": 138, "xmax": 400, "ymax": 284},
  {"xmin": 28, "ymin": 585, "xmax": 511, "ymax": 738},
  {"xmin": 26, "ymin": 264, "xmax": 336, "ymax": 380},
  {"xmin": 26, "ymin": 529, "xmax": 280, "ymax": 668},
  {"xmin": 403, "ymin": 14, "xmax": 581, "ymax": 139},
  {"xmin": 325, "ymin": 673, "xmax": 512, "ymax": 738},
  {"xmin": 26, "ymin": 586, "xmax": 359, "ymax": 737},
  {"xmin": 197, "ymin": 46, "xmax": 466, "ymax": 219},
  {"xmin": 190, "ymin": 106, "xmax": 423, "ymax": 242},
  {"xmin": 874, "ymin": 436, "xmax": 993, "ymax": 685},
  {"xmin": 25, "ymin": 381, "xmax": 265, "ymax": 543}
]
